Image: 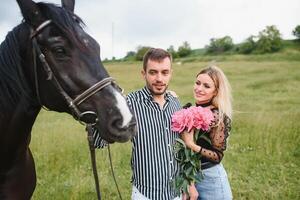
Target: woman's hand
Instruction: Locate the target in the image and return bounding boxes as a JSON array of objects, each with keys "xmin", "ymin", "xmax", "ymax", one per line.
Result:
[
  {"xmin": 181, "ymin": 129, "xmax": 195, "ymax": 149},
  {"xmin": 181, "ymin": 129, "xmax": 201, "ymax": 152},
  {"xmin": 182, "ymin": 183, "xmax": 199, "ymax": 200},
  {"xmin": 167, "ymin": 90, "xmax": 178, "ymax": 97}
]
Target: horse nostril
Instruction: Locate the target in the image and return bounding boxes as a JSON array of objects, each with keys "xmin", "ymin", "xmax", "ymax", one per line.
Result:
[{"xmin": 109, "ymin": 116, "xmax": 124, "ymax": 130}]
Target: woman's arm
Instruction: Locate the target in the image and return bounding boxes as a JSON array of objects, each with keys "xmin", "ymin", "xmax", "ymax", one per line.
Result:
[{"xmin": 181, "ymin": 114, "xmax": 231, "ymax": 163}]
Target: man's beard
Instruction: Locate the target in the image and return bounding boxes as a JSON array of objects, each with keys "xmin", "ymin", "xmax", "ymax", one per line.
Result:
[{"xmin": 147, "ymin": 83, "xmax": 168, "ymax": 96}]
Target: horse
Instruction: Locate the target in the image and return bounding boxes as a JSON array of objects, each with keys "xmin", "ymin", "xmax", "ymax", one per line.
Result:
[{"xmin": 0, "ymin": 0, "xmax": 136, "ymax": 199}]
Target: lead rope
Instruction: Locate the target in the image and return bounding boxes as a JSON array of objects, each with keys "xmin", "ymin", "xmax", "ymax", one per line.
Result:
[
  {"xmin": 86, "ymin": 125, "xmax": 123, "ymax": 200},
  {"xmin": 107, "ymin": 144, "xmax": 123, "ymax": 200},
  {"xmin": 86, "ymin": 125, "xmax": 101, "ymax": 200}
]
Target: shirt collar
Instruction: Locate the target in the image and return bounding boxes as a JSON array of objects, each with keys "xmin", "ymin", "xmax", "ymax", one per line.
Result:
[{"xmin": 141, "ymin": 86, "xmax": 171, "ymax": 101}]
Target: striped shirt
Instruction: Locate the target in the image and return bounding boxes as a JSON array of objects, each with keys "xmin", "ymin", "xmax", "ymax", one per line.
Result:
[{"xmin": 94, "ymin": 86, "xmax": 181, "ymax": 200}]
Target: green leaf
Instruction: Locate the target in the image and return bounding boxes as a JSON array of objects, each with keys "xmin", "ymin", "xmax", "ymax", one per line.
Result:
[
  {"xmin": 172, "ymin": 137, "xmax": 204, "ymax": 196},
  {"xmin": 185, "ymin": 166, "xmax": 193, "ymax": 177},
  {"xmin": 175, "ymin": 138, "xmax": 186, "ymax": 148},
  {"xmin": 182, "ymin": 180, "xmax": 189, "ymax": 194},
  {"xmin": 184, "ymin": 148, "xmax": 191, "ymax": 162},
  {"xmin": 190, "ymin": 159, "xmax": 197, "ymax": 167}
]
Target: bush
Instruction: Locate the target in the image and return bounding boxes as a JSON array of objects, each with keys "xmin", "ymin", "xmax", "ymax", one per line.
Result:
[
  {"xmin": 167, "ymin": 45, "xmax": 178, "ymax": 59},
  {"xmin": 239, "ymin": 35, "xmax": 257, "ymax": 54},
  {"xmin": 135, "ymin": 46, "xmax": 151, "ymax": 61},
  {"xmin": 255, "ymin": 25, "xmax": 282, "ymax": 53},
  {"xmin": 123, "ymin": 51, "xmax": 136, "ymax": 61},
  {"xmin": 292, "ymin": 25, "xmax": 300, "ymax": 40},
  {"xmin": 206, "ymin": 36, "xmax": 234, "ymax": 54},
  {"xmin": 177, "ymin": 41, "xmax": 192, "ymax": 57}
]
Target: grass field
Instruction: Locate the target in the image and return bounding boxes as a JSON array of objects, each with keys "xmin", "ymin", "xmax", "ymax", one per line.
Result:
[{"xmin": 30, "ymin": 59, "xmax": 300, "ymax": 199}]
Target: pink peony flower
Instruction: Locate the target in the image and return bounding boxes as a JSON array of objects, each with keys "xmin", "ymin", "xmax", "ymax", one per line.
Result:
[
  {"xmin": 171, "ymin": 109, "xmax": 189, "ymax": 132},
  {"xmin": 171, "ymin": 106, "xmax": 214, "ymax": 133}
]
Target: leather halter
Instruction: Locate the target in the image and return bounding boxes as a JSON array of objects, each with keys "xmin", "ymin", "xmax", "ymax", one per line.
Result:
[{"xmin": 30, "ymin": 20, "xmax": 115, "ymax": 125}]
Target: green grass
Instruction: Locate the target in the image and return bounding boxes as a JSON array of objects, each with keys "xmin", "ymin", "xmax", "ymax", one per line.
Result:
[{"xmin": 31, "ymin": 59, "xmax": 300, "ymax": 199}]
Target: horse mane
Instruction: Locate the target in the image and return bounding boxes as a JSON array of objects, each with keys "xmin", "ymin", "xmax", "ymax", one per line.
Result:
[
  {"xmin": 0, "ymin": 25, "xmax": 31, "ymax": 111},
  {"xmin": 0, "ymin": 2, "xmax": 86, "ymax": 111}
]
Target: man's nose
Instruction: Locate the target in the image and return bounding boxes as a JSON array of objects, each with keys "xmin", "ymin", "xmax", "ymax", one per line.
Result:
[{"xmin": 156, "ymin": 73, "xmax": 163, "ymax": 81}]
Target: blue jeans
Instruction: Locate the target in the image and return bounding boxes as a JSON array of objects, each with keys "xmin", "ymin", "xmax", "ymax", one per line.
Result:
[{"xmin": 196, "ymin": 163, "xmax": 232, "ymax": 200}]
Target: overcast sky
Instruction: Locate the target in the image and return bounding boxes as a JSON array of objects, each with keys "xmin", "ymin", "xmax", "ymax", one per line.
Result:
[{"xmin": 0, "ymin": 0, "xmax": 299, "ymax": 59}]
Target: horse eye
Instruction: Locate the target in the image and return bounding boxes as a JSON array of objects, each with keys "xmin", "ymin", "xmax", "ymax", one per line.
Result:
[{"xmin": 53, "ymin": 47, "xmax": 66, "ymax": 57}]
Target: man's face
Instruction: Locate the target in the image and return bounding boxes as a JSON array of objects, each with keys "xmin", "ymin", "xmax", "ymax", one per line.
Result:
[{"xmin": 142, "ymin": 57, "xmax": 172, "ymax": 96}]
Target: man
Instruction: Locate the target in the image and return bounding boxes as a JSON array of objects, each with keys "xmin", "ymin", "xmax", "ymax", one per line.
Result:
[{"xmin": 94, "ymin": 48, "xmax": 181, "ymax": 200}]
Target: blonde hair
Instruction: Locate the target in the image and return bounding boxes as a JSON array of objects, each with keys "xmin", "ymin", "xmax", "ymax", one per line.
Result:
[{"xmin": 197, "ymin": 65, "xmax": 232, "ymax": 120}]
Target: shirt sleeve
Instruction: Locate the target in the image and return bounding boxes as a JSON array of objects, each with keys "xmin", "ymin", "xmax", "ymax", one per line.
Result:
[
  {"xmin": 93, "ymin": 127, "xmax": 108, "ymax": 148},
  {"xmin": 199, "ymin": 110, "xmax": 231, "ymax": 163}
]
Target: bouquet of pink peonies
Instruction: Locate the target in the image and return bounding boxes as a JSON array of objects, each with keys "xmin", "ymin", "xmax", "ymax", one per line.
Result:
[
  {"xmin": 171, "ymin": 105, "xmax": 214, "ymax": 195},
  {"xmin": 172, "ymin": 106, "xmax": 214, "ymax": 133}
]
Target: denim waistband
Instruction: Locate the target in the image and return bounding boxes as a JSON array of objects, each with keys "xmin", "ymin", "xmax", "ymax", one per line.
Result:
[{"xmin": 201, "ymin": 162, "xmax": 217, "ymax": 170}]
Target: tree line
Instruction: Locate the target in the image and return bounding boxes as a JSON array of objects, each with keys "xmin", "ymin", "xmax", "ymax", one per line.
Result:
[{"xmin": 122, "ymin": 25, "xmax": 300, "ymax": 61}]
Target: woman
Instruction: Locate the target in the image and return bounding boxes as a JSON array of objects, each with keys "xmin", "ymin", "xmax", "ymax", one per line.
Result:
[{"xmin": 182, "ymin": 65, "xmax": 233, "ymax": 200}]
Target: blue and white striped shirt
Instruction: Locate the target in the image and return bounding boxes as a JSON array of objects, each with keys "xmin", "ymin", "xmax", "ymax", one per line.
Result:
[{"xmin": 94, "ymin": 87, "xmax": 181, "ymax": 200}]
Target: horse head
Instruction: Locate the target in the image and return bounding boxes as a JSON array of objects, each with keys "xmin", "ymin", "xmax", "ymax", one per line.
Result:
[{"xmin": 16, "ymin": 0, "xmax": 136, "ymax": 143}]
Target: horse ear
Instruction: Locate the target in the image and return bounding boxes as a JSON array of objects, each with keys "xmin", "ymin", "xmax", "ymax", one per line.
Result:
[
  {"xmin": 16, "ymin": 0, "xmax": 44, "ymax": 27},
  {"xmin": 62, "ymin": 0, "xmax": 75, "ymax": 12}
]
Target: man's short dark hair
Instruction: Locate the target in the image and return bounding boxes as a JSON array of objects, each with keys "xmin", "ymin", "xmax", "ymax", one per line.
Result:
[{"xmin": 143, "ymin": 48, "xmax": 172, "ymax": 71}]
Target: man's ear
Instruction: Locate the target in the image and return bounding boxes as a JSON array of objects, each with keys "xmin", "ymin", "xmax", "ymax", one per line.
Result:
[{"xmin": 141, "ymin": 70, "xmax": 146, "ymax": 79}]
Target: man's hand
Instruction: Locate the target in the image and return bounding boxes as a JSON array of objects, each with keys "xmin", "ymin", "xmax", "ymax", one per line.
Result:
[{"xmin": 182, "ymin": 183, "xmax": 199, "ymax": 200}]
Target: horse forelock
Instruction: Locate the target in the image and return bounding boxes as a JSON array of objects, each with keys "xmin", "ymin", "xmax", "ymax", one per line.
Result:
[{"xmin": 37, "ymin": 2, "xmax": 88, "ymax": 50}]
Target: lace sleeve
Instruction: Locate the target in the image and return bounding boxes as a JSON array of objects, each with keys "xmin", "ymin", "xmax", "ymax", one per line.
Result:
[{"xmin": 199, "ymin": 110, "xmax": 231, "ymax": 163}]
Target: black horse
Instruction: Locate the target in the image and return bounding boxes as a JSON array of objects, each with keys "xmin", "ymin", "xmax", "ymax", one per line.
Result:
[{"xmin": 0, "ymin": 0, "xmax": 136, "ymax": 199}]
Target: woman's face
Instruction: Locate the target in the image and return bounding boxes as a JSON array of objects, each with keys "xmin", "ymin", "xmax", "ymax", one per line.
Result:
[{"xmin": 193, "ymin": 73, "xmax": 217, "ymax": 104}]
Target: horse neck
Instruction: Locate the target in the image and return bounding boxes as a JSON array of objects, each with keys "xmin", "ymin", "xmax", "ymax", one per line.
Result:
[{"xmin": 0, "ymin": 97, "xmax": 41, "ymax": 150}]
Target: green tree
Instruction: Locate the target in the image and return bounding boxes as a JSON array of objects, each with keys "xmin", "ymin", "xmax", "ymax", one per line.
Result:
[
  {"xmin": 239, "ymin": 35, "xmax": 257, "ymax": 54},
  {"xmin": 206, "ymin": 36, "xmax": 234, "ymax": 54},
  {"xmin": 255, "ymin": 25, "xmax": 282, "ymax": 53},
  {"xmin": 177, "ymin": 41, "xmax": 192, "ymax": 57},
  {"xmin": 123, "ymin": 51, "xmax": 136, "ymax": 61},
  {"xmin": 292, "ymin": 25, "xmax": 300, "ymax": 40},
  {"xmin": 135, "ymin": 46, "xmax": 151, "ymax": 61},
  {"xmin": 167, "ymin": 45, "xmax": 178, "ymax": 59}
]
